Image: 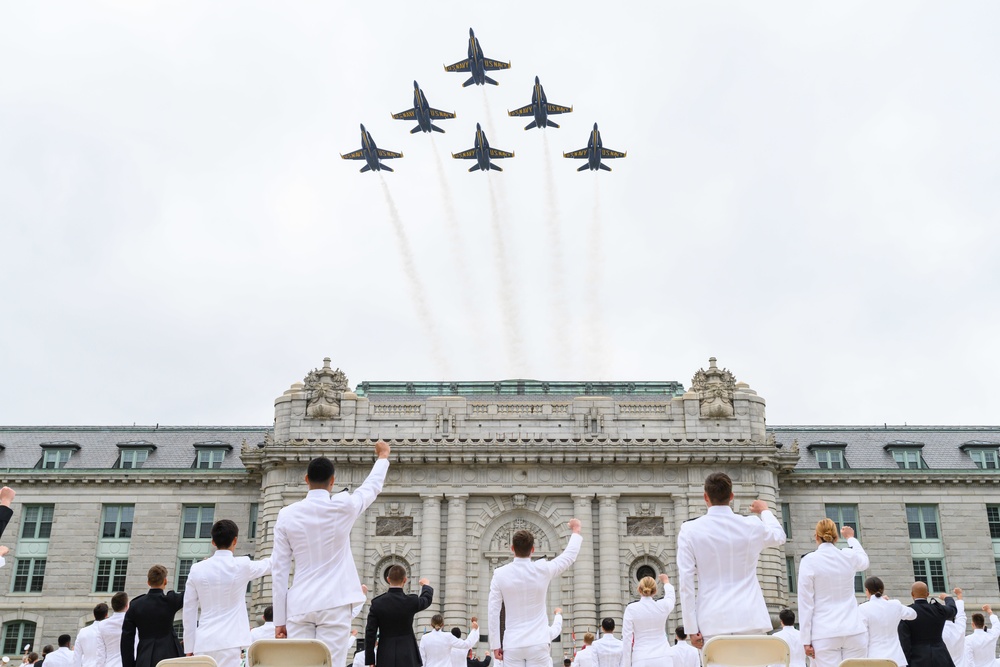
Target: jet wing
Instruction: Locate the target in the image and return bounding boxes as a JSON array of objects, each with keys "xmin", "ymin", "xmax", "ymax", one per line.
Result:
[
  {"xmin": 428, "ymin": 108, "xmax": 456, "ymax": 119},
  {"xmin": 563, "ymin": 148, "xmax": 588, "ymax": 159},
  {"xmin": 340, "ymin": 149, "xmax": 364, "ymax": 160},
  {"xmin": 600, "ymin": 148, "xmax": 627, "ymax": 158},
  {"xmin": 452, "ymin": 148, "xmax": 477, "ymax": 159},
  {"xmin": 489, "ymin": 148, "xmax": 514, "ymax": 159},
  {"xmin": 391, "ymin": 108, "xmax": 416, "ymax": 120},
  {"xmin": 483, "ymin": 58, "xmax": 511, "ymax": 71},
  {"xmin": 445, "ymin": 59, "xmax": 471, "ymax": 72},
  {"xmin": 507, "ymin": 104, "xmax": 533, "ymax": 118},
  {"xmin": 377, "ymin": 149, "xmax": 403, "ymax": 159},
  {"xmin": 545, "ymin": 103, "xmax": 573, "ymax": 114}
]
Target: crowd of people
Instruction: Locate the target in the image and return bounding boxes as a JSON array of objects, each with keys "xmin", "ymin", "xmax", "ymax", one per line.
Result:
[{"xmin": 1, "ymin": 447, "xmax": 998, "ymax": 667}]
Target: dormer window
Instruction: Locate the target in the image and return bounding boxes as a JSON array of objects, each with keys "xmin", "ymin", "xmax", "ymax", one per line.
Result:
[
  {"xmin": 961, "ymin": 441, "xmax": 1000, "ymax": 470},
  {"xmin": 193, "ymin": 441, "xmax": 232, "ymax": 469},
  {"xmin": 116, "ymin": 441, "xmax": 156, "ymax": 469},
  {"xmin": 37, "ymin": 441, "xmax": 81, "ymax": 469},
  {"xmin": 885, "ymin": 442, "xmax": 928, "ymax": 470},
  {"xmin": 808, "ymin": 442, "xmax": 848, "ymax": 469}
]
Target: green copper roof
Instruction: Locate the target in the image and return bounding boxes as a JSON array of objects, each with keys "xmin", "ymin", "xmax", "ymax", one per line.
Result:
[{"xmin": 354, "ymin": 380, "xmax": 686, "ymax": 397}]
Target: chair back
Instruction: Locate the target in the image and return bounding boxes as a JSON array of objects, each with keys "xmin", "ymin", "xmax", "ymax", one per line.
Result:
[
  {"xmin": 838, "ymin": 660, "xmax": 898, "ymax": 667},
  {"xmin": 246, "ymin": 639, "xmax": 333, "ymax": 667},
  {"xmin": 702, "ymin": 635, "xmax": 790, "ymax": 667},
  {"xmin": 156, "ymin": 657, "xmax": 218, "ymax": 667}
]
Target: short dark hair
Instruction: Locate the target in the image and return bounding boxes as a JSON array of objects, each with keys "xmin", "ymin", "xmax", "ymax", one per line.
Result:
[
  {"xmin": 601, "ymin": 618, "xmax": 615, "ymax": 632},
  {"xmin": 779, "ymin": 609, "xmax": 795, "ymax": 626},
  {"xmin": 211, "ymin": 519, "xmax": 239, "ymax": 548},
  {"xmin": 865, "ymin": 576, "xmax": 885, "ymax": 598},
  {"xmin": 58, "ymin": 635, "xmax": 71, "ymax": 648},
  {"xmin": 386, "ymin": 564, "xmax": 406, "ymax": 584},
  {"xmin": 512, "ymin": 530, "xmax": 534, "ymax": 557},
  {"xmin": 564, "ymin": 660, "xmax": 572, "ymax": 667},
  {"xmin": 973, "ymin": 613, "xmax": 986, "ymax": 628},
  {"xmin": 93, "ymin": 603, "xmax": 109, "ymax": 621},
  {"xmin": 430, "ymin": 614, "xmax": 444, "ymax": 628},
  {"xmin": 451, "ymin": 628, "xmax": 462, "ymax": 638},
  {"xmin": 704, "ymin": 472, "xmax": 733, "ymax": 505},
  {"xmin": 147, "ymin": 564, "xmax": 168, "ymax": 587},
  {"xmin": 111, "ymin": 592, "xmax": 129, "ymax": 612},
  {"xmin": 263, "ymin": 605, "xmax": 273, "ymax": 622},
  {"xmin": 307, "ymin": 457, "xmax": 335, "ymax": 484},
  {"xmin": 41, "ymin": 646, "xmax": 54, "ymax": 656},
  {"xmin": 675, "ymin": 625, "xmax": 687, "ymax": 640}
]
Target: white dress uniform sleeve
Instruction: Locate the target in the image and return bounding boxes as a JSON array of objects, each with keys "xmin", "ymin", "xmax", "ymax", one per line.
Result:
[
  {"xmin": 677, "ymin": 527, "xmax": 699, "ymax": 635},
  {"xmin": 542, "ymin": 533, "xmax": 582, "ymax": 577},
  {"xmin": 349, "ymin": 458, "xmax": 390, "ymax": 519},
  {"xmin": 842, "ymin": 537, "xmax": 870, "ymax": 571},
  {"xmin": 182, "ymin": 574, "xmax": 200, "ymax": 654},
  {"xmin": 797, "ymin": 556, "xmax": 816, "ymax": 645},
  {"xmin": 759, "ymin": 510, "xmax": 787, "ymax": 548},
  {"xmin": 549, "ymin": 614, "xmax": 563, "ymax": 641},
  {"xmin": 488, "ymin": 575, "xmax": 504, "ymax": 652},
  {"xmin": 270, "ymin": 513, "xmax": 292, "ymax": 627},
  {"xmin": 451, "ymin": 628, "xmax": 480, "ymax": 650}
]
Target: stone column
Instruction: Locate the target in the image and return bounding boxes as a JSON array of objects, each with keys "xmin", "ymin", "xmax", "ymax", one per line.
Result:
[
  {"xmin": 418, "ymin": 495, "xmax": 442, "ymax": 628},
  {"xmin": 444, "ymin": 494, "xmax": 469, "ymax": 626},
  {"xmin": 597, "ymin": 494, "xmax": 622, "ymax": 622},
  {"xmin": 572, "ymin": 494, "xmax": 597, "ymax": 637}
]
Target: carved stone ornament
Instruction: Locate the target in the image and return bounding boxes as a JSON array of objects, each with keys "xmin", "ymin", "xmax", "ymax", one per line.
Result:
[
  {"xmin": 304, "ymin": 358, "xmax": 349, "ymax": 420},
  {"xmin": 512, "ymin": 493, "xmax": 527, "ymax": 509},
  {"xmin": 691, "ymin": 357, "xmax": 737, "ymax": 419}
]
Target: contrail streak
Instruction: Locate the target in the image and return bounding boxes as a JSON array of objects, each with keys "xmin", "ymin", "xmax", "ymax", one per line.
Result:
[
  {"xmin": 586, "ymin": 177, "xmax": 609, "ymax": 376},
  {"xmin": 379, "ymin": 176, "xmax": 451, "ymax": 376},
  {"xmin": 543, "ymin": 133, "xmax": 571, "ymax": 373},
  {"xmin": 487, "ymin": 179, "xmax": 526, "ymax": 372},
  {"xmin": 480, "ymin": 88, "xmax": 498, "ymax": 139}
]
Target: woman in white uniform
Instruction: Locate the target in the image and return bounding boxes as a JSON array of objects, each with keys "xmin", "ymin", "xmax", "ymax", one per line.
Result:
[
  {"xmin": 858, "ymin": 576, "xmax": 917, "ymax": 667},
  {"xmin": 620, "ymin": 573, "xmax": 675, "ymax": 667},
  {"xmin": 418, "ymin": 614, "xmax": 479, "ymax": 667}
]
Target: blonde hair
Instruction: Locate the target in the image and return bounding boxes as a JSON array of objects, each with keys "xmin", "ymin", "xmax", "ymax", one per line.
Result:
[
  {"xmin": 815, "ymin": 518, "xmax": 839, "ymax": 544},
  {"xmin": 637, "ymin": 576, "xmax": 658, "ymax": 597},
  {"xmin": 583, "ymin": 633, "xmax": 595, "ymax": 646}
]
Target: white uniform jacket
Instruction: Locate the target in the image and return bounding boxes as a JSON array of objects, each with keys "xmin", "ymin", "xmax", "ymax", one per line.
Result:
[
  {"xmin": 73, "ymin": 620, "xmax": 102, "ymax": 667},
  {"xmin": 589, "ymin": 633, "xmax": 622, "ymax": 667},
  {"xmin": 670, "ymin": 640, "xmax": 701, "ymax": 667},
  {"xmin": 620, "ymin": 585, "xmax": 676, "ymax": 667},
  {"xmin": 770, "ymin": 626, "xmax": 807, "ymax": 667},
  {"xmin": 488, "ymin": 533, "xmax": 582, "ymax": 652},
  {"xmin": 859, "ymin": 595, "xmax": 917, "ymax": 666},
  {"xmin": 677, "ymin": 506, "xmax": 785, "ymax": 636},
  {"xmin": 797, "ymin": 538, "xmax": 869, "ymax": 644},
  {"xmin": 271, "ymin": 458, "xmax": 388, "ymax": 625},
  {"xmin": 182, "ymin": 549, "xmax": 272, "ymax": 653},
  {"xmin": 42, "ymin": 647, "xmax": 75, "ymax": 667},
  {"xmin": 964, "ymin": 615, "xmax": 1000, "ymax": 667},
  {"xmin": 943, "ymin": 599, "xmax": 967, "ymax": 667},
  {"xmin": 96, "ymin": 611, "xmax": 135, "ymax": 667},
  {"xmin": 570, "ymin": 646, "xmax": 595, "ymax": 667},
  {"xmin": 418, "ymin": 627, "xmax": 479, "ymax": 667},
  {"xmin": 248, "ymin": 621, "xmax": 275, "ymax": 644}
]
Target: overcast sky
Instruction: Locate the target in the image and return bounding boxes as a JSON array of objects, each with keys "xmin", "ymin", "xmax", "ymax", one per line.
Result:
[{"xmin": 2, "ymin": 2, "xmax": 998, "ymax": 427}]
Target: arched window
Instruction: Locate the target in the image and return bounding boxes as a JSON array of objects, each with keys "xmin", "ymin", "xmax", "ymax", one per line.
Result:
[
  {"xmin": 635, "ymin": 565, "xmax": 657, "ymax": 582},
  {"xmin": 3, "ymin": 621, "xmax": 37, "ymax": 656},
  {"xmin": 373, "ymin": 556, "xmax": 411, "ymax": 595}
]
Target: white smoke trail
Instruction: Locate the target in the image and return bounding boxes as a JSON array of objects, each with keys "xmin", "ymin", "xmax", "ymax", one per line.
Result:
[
  {"xmin": 543, "ymin": 133, "xmax": 571, "ymax": 373},
  {"xmin": 379, "ymin": 176, "xmax": 451, "ymax": 376},
  {"xmin": 586, "ymin": 176, "xmax": 609, "ymax": 376},
  {"xmin": 480, "ymin": 88, "xmax": 498, "ymax": 139},
  {"xmin": 487, "ymin": 179, "xmax": 526, "ymax": 373}
]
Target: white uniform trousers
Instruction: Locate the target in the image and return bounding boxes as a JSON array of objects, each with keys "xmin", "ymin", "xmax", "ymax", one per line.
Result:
[
  {"xmin": 287, "ymin": 604, "xmax": 353, "ymax": 667},
  {"xmin": 503, "ymin": 644, "xmax": 552, "ymax": 667},
  {"xmin": 810, "ymin": 633, "xmax": 867, "ymax": 667},
  {"xmin": 200, "ymin": 648, "xmax": 242, "ymax": 667}
]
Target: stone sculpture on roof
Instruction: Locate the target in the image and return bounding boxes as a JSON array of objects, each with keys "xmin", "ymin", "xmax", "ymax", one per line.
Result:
[
  {"xmin": 304, "ymin": 357, "xmax": 349, "ymax": 420},
  {"xmin": 691, "ymin": 356, "xmax": 737, "ymax": 419}
]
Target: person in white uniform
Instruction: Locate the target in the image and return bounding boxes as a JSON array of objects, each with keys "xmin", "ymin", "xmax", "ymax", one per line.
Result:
[
  {"xmin": 272, "ymin": 440, "xmax": 390, "ymax": 666},
  {"xmin": 569, "ymin": 634, "xmax": 594, "ymax": 667},
  {"xmin": 588, "ymin": 618, "xmax": 621, "ymax": 667},
  {"xmin": 670, "ymin": 627, "xmax": 700, "ymax": 667},
  {"xmin": 798, "ymin": 519, "xmax": 870, "ymax": 667},
  {"xmin": 769, "ymin": 610, "xmax": 807, "ymax": 667},
  {"xmin": 96, "ymin": 593, "xmax": 132, "ymax": 667},
  {"xmin": 73, "ymin": 604, "xmax": 108, "ymax": 667},
  {"xmin": 488, "ymin": 518, "xmax": 582, "ymax": 667},
  {"xmin": 940, "ymin": 590, "xmax": 967, "ymax": 667},
  {"xmin": 248, "ymin": 606, "xmax": 275, "ymax": 645},
  {"xmin": 677, "ymin": 472, "xmax": 785, "ymax": 648},
  {"xmin": 964, "ymin": 605, "xmax": 1000, "ymax": 667},
  {"xmin": 418, "ymin": 614, "xmax": 479, "ymax": 667},
  {"xmin": 182, "ymin": 519, "xmax": 272, "ymax": 667},
  {"xmin": 858, "ymin": 576, "xmax": 916, "ymax": 667},
  {"xmin": 41, "ymin": 636, "xmax": 74, "ymax": 667},
  {"xmin": 620, "ymin": 573, "xmax": 675, "ymax": 667}
]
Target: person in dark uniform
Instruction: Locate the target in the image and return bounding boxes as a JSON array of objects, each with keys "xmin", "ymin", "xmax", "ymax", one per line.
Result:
[
  {"xmin": 899, "ymin": 580, "xmax": 957, "ymax": 667},
  {"xmin": 0, "ymin": 486, "xmax": 16, "ymax": 538},
  {"xmin": 364, "ymin": 566, "xmax": 433, "ymax": 667},
  {"xmin": 121, "ymin": 564, "xmax": 184, "ymax": 667}
]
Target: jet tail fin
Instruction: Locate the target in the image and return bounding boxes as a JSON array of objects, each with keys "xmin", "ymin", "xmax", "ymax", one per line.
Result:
[
  {"xmin": 360, "ymin": 165, "xmax": 371, "ymax": 173},
  {"xmin": 599, "ymin": 163, "xmax": 611, "ymax": 172},
  {"xmin": 431, "ymin": 124, "xmax": 445, "ymax": 133},
  {"xmin": 524, "ymin": 121, "xmax": 537, "ymax": 130},
  {"xmin": 489, "ymin": 163, "xmax": 503, "ymax": 171},
  {"xmin": 577, "ymin": 164, "xmax": 589, "ymax": 172},
  {"xmin": 484, "ymin": 76, "xmax": 499, "ymax": 86},
  {"xmin": 381, "ymin": 164, "xmax": 394, "ymax": 173},
  {"xmin": 410, "ymin": 126, "xmax": 422, "ymax": 134},
  {"xmin": 469, "ymin": 164, "xmax": 481, "ymax": 172},
  {"xmin": 546, "ymin": 120, "xmax": 560, "ymax": 128},
  {"xmin": 463, "ymin": 77, "xmax": 476, "ymax": 87}
]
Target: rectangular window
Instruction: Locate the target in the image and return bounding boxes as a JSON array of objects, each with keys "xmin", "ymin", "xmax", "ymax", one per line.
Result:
[
  {"xmin": 907, "ymin": 505, "xmax": 940, "ymax": 540},
  {"xmin": 119, "ymin": 449, "xmax": 149, "ymax": 469},
  {"xmin": 182, "ymin": 505, "xmax": 215, "ymax": 540},
  {"xmin": 781, "ymin": 503, "xmax": 792, "ymax": 539},
  {"xmin": 995, "ymin": 559, "xmax": 1000, "ymax": 592},
  {"xmin": 19, "ymin": 505, "xmax": 54, "ymax": 540},
  {"xmin": 892, "ymin": 449, "xmax": 928, "ymax": 470},
  {"xmin": 972, "ymin": 449, "xmax": 1000, "ymax": 470},
  {"xmin": 248, "ymin": 504, "xmax": 259, "ymax": 540},
  {"xmin": 102, "ymin": 505, "xmax": 135, "ymax": 539},
  {"xmin": 11, "ymin": 559, "xmax": 46, "ymax": 593},
  {"xmin": 988, "ymin": 507, "xmax": 1000, "ymax": 540},
  {"xmin": 2, "ymin": 622, "xmax": 36, "ymax": 656},
  {"xmin": 41, "ymin": 449, "xmax": 72, "ymax": 469},
  {"xmin": 94, "ymin": 558, "xmax": 128, "ymax": 593},
  {"xmin": 177, "ymin": 558, "xmax": 199, "ymax": 593},
  {"xmin": 913, "ymin": 558, "xmax": 947, "ymax": 593},
  {"xmin": 195, "ymin": 449, "xmax": 226, "ymax": 469},
  {"xmin": 825, "ymin": 504, "xmax": 860, "ymax": 538},
  {"xmin": 815, "ymin": 449, "xmax": 846, "ymax": 469},
  {"xmin": 786, "ymin": 556, "xmax": 796, "ymax": 594}
]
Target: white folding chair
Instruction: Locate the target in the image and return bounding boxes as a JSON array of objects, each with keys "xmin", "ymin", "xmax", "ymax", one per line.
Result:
[
  {"xmin": 156, "ymin": 657, "xmax": 218, "ymax": 667},
  {"xmin": 702, "ymin": 635, "xmax": 791, "ymax": 667},
  {"xmin": 838, "ymin": 659, "xmax": 898, "ymax": 667},
  {"xmin": 246, "ymin": 639, "xmax": 332, "ymax": 667}
]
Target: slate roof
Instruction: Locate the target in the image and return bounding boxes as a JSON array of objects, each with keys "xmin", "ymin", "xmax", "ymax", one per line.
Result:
[
  {"xmin": 0, "ymin": 426, "xmax": 270, "ymax": 470},
  {"xmin": 769, "ymin": 426, "xmax": 1000, "ymax": 470}
]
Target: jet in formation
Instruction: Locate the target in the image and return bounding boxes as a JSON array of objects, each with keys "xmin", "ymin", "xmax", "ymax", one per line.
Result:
[
  {"xmin": 508, "ymin": 76, "xmax": 573, "ymax": 130},
  {"xmin": 563, "ymin": 123, "xmax": 626, "ymax": 172},
  {"xmin": 391, "ymin": 81, "xmax": 457, "ymax": 134},
  {"xmin": 452, "ymin": 123, "xmax": 514, "ymax": 172},
  {"xmin": 445, "ymin": 28, "xmax": 510, "ymax": 87},
  {"xmin": 340, "ymin": 124, "xmax": 404, "ymax": 173}
]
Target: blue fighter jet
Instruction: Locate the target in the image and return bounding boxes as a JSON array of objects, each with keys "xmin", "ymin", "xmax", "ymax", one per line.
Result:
[
  {"xmin": 452, "ymin": 123, "xmax": 514, "ymax": 172},
  {"xmin": 340, "ymin": 124, "xmax": 404, "ymax": 173},
  {"xmin": 444, "ymin": 28, "xmax": 510, "ymax": 87},
  {"xmin": 391, "ymin": 81, "xmax": 457, "ymax": 134},
  {"xmin": 508, "ymin": 76, "xmax": 573, "ymax": 130},
  {"xmin": 563, "ymin": 123, "xmax": 626, "ymax": 172}
]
